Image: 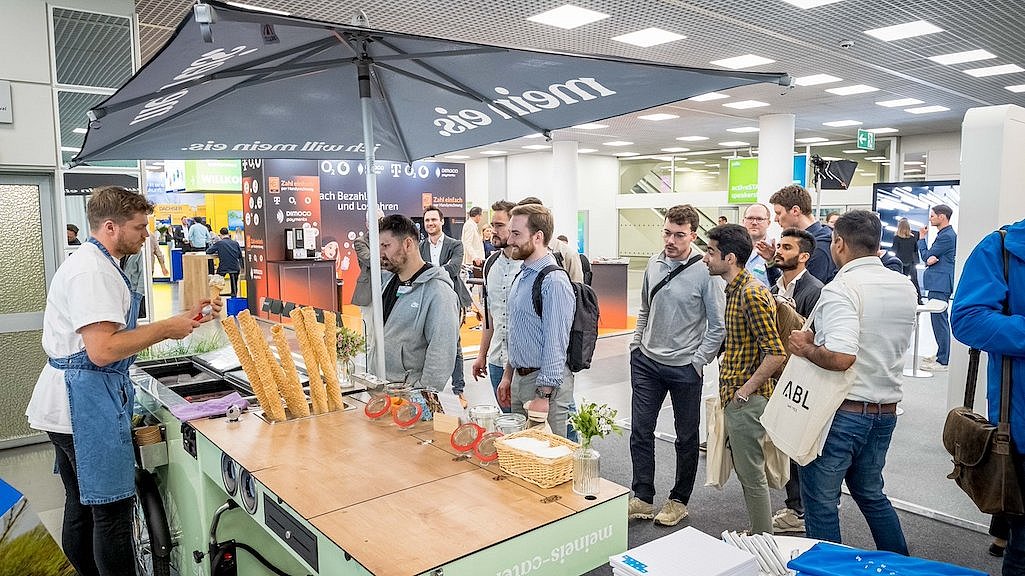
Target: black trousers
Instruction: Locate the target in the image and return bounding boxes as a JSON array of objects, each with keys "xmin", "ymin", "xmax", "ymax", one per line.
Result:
[{"xmin": 48, "ymin": 432, "xmax": 137, "ymax": 576}]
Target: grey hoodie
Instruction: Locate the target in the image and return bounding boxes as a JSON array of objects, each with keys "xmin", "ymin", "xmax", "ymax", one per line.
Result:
[{"xmin": 381, "ymin": 264, "xmax": 460, "ymax": 389}]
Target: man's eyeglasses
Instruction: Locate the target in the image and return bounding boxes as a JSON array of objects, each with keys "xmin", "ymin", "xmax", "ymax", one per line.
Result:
[{"xmin": 743, "ymin": 216, "xmax": 769, "ymax": 222}]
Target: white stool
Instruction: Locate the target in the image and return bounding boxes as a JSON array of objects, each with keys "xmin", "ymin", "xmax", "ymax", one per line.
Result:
[{"xmin": 903, "ymin": 299, "xmax": 948, "ymax": 378}]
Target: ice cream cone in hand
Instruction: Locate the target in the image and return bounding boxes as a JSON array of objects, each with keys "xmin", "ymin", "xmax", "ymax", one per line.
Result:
[{"xmin": 208, "ymin": 275, "xmax": 226, "ymax": 315}]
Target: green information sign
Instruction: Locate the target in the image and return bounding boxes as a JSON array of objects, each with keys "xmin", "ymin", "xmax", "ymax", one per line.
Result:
[
  {"xmin": 857, "ymin": 129, "xmax": 876, "ymax": 150},
  {"xmin": 184, "ymin": 159, "xmax": 243, "ymax": 191},
  {"xmin": 727, "ymin": 157, "xmax": 759, "ymax": 204}
]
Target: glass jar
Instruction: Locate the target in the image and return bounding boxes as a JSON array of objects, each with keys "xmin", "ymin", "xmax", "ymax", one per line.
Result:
[
  {"xmin": 572, "ymin": 446, "xmax": 601, "ymax": 496},
  {"xmin": 494, "ymin": 413, "xmax": 527, "ymax": 435},
  {"xmin": 468, "ymin": 404, "xmax": 501, "ymax": 433},
  {"xmin": 384, "ymin": 384, "xmax": 421, "ymax": 429}
]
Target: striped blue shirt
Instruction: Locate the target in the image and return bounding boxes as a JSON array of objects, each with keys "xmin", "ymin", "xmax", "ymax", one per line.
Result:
[{"xmin": 506, "ymin": 252, "xmax": 575, "ymax": 388}]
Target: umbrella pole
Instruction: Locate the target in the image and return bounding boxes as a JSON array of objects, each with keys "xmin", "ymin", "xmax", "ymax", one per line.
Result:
[{"xmin": 359, "ymin": 62, "xmax": 387, "ymax": 379}]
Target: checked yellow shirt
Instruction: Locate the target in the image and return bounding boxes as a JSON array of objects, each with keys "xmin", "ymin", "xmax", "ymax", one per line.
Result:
[{"xmin": 719, "ymin": 269, "xmax": 786, "ymax": 406}]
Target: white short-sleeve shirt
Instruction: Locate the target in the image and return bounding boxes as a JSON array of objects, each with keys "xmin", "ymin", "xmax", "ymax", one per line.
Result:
[{"xmin": 26, "ymin": 243, "xmax": 132, "ymax": 434}]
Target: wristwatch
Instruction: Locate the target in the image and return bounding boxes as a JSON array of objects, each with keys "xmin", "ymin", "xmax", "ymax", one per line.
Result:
[{"xmin": 535, "ymin": 387, "xmax": 554, "ymax": 399}]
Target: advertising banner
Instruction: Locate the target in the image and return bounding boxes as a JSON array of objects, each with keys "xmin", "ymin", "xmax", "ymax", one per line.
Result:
[
  {"xmin": 184, "ymin": 159, "xmax": 243, "ymax": 192},
  {"xmin": 728, "ymin": 158, "xmax": 759, "ymax": 204},
  {"xmin": 728, "ymin": 155, "xmax": 810, "ymax": 204},
  {"xmin": 241, "ymin": 159, "xmax": 267, "ymax": 309},
  {"xmin": 318, "ymin": 159, "xmax": 465, "ymax": 304}
]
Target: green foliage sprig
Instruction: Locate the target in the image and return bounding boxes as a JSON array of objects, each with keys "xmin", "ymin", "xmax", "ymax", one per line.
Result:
[{"xmin": 568, "ymin": 401, "xmax": 622, "ymax": 449}]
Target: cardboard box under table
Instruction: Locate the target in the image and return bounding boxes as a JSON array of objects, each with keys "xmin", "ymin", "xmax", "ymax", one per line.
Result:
[{"xmin": 190, "ymin": 402, "xmax": 628, "ymax": 575}]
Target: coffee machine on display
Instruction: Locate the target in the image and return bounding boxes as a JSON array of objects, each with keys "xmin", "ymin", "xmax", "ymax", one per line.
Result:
[{"xmin": 285, "ymin": 228, "xmax": 319, "ymax": 260}]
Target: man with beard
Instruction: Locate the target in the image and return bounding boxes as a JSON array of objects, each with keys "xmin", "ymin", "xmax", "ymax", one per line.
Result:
[
  {"xmin": 768, "ymin": 227, "xmax": 824, "ymax": 534},
  {"xmin": 380, "ymin": 214, "xmax": 459, "ymax": 388},
  {"xmin": 26, "ymin": 186, "xmax": 220, "ymax": 576},
  {"xmin": 628, "ymin": 205, "xmax": 725, "ymax": 526},
  {"xmin": 419, "ymin": 205, "xmax": 472, "ymax": 402},
  {"xmin": 471, "ymin": 200, "xmax": 522, "ymax": 411},
  {"xmin": 768, "ymin": 185, "xmax": 837, "ymax": 283},
  {"xmin": 497, "ymin": 203, "xmax": 576, "ymax": 437},
  {"xmin": 704, "ymin": 223, "xmax": 787, "ymax": 535}
]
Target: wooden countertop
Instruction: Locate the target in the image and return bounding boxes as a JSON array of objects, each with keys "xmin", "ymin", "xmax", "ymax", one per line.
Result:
[{"xmin": 192, "ymin": 408, "xmax": 628, "ymax": 576}]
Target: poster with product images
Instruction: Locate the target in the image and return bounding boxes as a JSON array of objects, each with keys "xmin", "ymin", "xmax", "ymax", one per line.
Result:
[
  {"xmin": 318, "ymin": 160, "xmax": 465, "ymax": 304},
  {"xmin": 242, "ymin": 159, "xmax": 267, "ymax": 312},
  {"xmin": 263, "ymin": 159, "xmax": 322, "ymax": 262}
]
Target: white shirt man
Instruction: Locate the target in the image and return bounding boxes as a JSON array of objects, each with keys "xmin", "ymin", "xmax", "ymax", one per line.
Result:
[
  {"xmin": 461, "ymin": 207, "xmax": 485, "ymax": 266},
  {"xmin": 788, "ymin": 210, "xmax": 915, "ymax": 554}
]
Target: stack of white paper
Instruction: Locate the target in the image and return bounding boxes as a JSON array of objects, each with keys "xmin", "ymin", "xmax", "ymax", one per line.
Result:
[{"xmin": 610, "ymin": 526, "xmax": 759, "ymax": 576}]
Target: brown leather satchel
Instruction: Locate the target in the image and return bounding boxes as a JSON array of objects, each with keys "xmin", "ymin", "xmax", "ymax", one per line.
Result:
[{"xmin": 942, "ymin": 230, "xmax": 1024, "ymax": 515}]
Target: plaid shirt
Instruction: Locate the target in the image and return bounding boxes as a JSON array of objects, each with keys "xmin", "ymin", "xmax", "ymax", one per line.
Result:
[{"xmin": 719, "ymin": 268, "xmax": 787, "ymax": 405}]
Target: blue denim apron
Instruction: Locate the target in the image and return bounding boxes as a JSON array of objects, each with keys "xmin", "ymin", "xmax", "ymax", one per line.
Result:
[{"xmin": 48, "ymin": 237, "xmax": 142, "ymax": 505}]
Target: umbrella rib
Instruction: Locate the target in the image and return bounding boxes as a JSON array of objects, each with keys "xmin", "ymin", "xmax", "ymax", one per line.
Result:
[
  {"xmin": 78, "ymin": 43, "xmax": 343, "ymax": 163},
  {"xmin": 92, "ymin": 37, "xmax": 341, "ymax": 118},
  {"xmin": 373, "ymin": 37, "xmax": 547, "ymax": 135},
  {"xmin": 369, "ymin": 47, "xmax": 508, "ymax": 62},
  {"xmin": 366, "ymin": 66, "xmax": 414, "ymax": 164}
]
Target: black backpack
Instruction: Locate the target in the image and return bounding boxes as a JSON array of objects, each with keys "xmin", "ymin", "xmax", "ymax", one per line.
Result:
[{"xmin": 532, "ymin": 265, "xmax": 599, "ymax": 372}]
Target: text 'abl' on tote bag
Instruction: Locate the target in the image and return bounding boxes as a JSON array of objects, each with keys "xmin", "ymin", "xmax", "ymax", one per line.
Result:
[{"xmin": 760, "ymin": 293, "xmax": 857, "ymax": 466}]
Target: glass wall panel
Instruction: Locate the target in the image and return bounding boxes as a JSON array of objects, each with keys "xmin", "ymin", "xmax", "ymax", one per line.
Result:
[
  {"xmin": 0, "ymin": 184, "xmax": 46, "ymax": 314},
  {"xmin": 0, "ymin": 331, "xmax": 47, "ymax": 441}
]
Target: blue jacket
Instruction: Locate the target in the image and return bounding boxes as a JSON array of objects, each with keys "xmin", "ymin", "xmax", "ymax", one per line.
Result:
[
  {"xmin": 951, "ymin": 220, "xmax": 1025, "ymax": 453},
  {"xmin": 919, "ymin": 226, "xmax": 956, "ymax": 293},
  {"xmin": 805, "ymin": 221, "xmax": 837, "ymax": 284}
]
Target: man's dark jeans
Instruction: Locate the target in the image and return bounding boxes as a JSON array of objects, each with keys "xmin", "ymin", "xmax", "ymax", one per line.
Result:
[
  {"xmin": 629, "ymin": 348, "xmax": 703, "ymax": 504},
  {"xmin": 48, "ymin": 432, "xmax": 137, "ymax": 576}
]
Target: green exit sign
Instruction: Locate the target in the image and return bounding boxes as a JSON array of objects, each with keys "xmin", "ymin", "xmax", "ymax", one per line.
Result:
[{"xmin": 857, "ymin": 129, "xmax": 876, "ymax": 150}]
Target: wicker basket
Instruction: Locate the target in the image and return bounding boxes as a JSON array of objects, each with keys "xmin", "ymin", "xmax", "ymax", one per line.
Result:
[{"xmin": 494, "ymin": 428, "xmax": 579, "ymax": 489}]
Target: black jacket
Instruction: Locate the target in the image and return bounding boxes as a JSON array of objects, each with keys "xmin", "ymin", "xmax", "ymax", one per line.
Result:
[{"xmin": 771, "ymin": 270, "xmax": 824, "ymax": 318}]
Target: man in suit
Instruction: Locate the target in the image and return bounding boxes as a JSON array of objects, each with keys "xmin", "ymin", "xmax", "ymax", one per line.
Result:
[
  {"xmin": 768, "ymin": 227, "xmax": 824, "ymax": 534},
  {"xmin": 918, "ymin": 204, "xmax": 956, "ymax": 371},
  {"xmin": 420, "ymin": 205, "xmax": 473, "ymax": 402}
]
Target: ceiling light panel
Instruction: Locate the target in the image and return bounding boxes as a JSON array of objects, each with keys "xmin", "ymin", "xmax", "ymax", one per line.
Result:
[
  {"xmin": 572, "ymin": 123, "xmax": 608, "ymax": 130},
  {"xmin": 905, "ymin": 105, "xmax": 950, "ymax": 114},
  {"xmin": 638, "ymin": 113, "xmax": 679, "ymax": 121},
  {"xmin": 841, "ymin": 149, "xmax": 868, "ymax": 153},
  {"xmin": 526, "ymin": 5, "xmax": 609, "ymax": 29},
  {"xmin": 710, "ymin": 54, "xmax": 776, "ymax": 70},
  {"xmin": 822, "ymin": 119, "xmax": 863, "ymax": 127},
  {"xmin": 794, "ymin": 74, "xmax": 842, "ymax": 86},
  {"xmin": 964, "ymin": 64, "xmax": 1025, "ymax": 77},
  {"xmin": 718, "ymin": 141, "xmax": 751, "ymax": 147},
  {"xmin": 795, "ymin": 137, "xmax": 829, "ymax": 143},
  {"xmin": 661, "ymin": 147, "xmax": 690, "ymax": 152},
  {"xmin": 612, "ymin": 27, "xmax": 686, "ymax": 48},
  {"xmin": 688, "ymin": 92, "xmax": 730, "ymax": 102},
  {"xmin": 522, "ymin": 144, "xmax": 551, "ymax": 150},
  {"xmin": 865, "ymin": 127, "xmax": 899, "ymax": 134},
  {"xmin": 864, "ymin": 20, "xmax": 944, "ymax": 42},
  {"xmin": 480, "ymin": 150, "xmax": 506, "ymax": 155},
  {"xmin": 928, "ymin": 49, "xmax": 996, "ymax": 65},
  {"xmin": 722, "ymin": 100, "xmax": 770, "ymax": 109},
  {"xmin": 677, "ymin": 136, "xmax": 709, "ymax": 141},
  {"xmin": 1007, "ymin": 85, "xmax": 1025, "ymax": 93},
  {"xmin": 826, "ymin": 84, "xmax": 879, "ymax": 95},
  {"xmin": 782, "ymin": 0, "xmax": 845, "ymax": 8},
  {"xmin": 603, "ymin": 141, "xmax": 634, "ymax": 146},
  {"xmin": 876, "ymin": 98, "xmax": 923, "ymax": 107}
]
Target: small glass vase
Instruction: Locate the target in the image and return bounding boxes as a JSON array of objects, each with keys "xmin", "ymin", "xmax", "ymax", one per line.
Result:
[
  {"xmin": 336, "ymin": 357, "xmax": 354, "ymax": 389},
  {"xmin": 572, "ymin": 442, "xmax": 600, "ymax": 496}
]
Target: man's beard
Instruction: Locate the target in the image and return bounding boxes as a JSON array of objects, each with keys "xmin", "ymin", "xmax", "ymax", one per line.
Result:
[
  {"xmin": 510, "ymin": 242, "xmax": 535, "ymax": 261},
  {"xmin": 774, "ymin": 255, "xmax": 799, "ymax": 271},
  {"xmin": 381, "ymin": 251, "xmax": 406, "ymax": 273},
  {"xmin": 491, "ymin": 236, "xmax": 508, "ymax": 248},
  {"xmin": 116, "ymin": 235, "xmax": 143, "ymax": 256}
]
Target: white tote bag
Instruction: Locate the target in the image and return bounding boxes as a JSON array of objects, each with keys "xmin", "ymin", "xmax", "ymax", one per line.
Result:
[
  {"xmin": 704, "ymin": 395, "xmax": 732, "ymax": 488},
  {"xmin": 759, "ymin": 299, "xmax": 857, "ymax": 466}
]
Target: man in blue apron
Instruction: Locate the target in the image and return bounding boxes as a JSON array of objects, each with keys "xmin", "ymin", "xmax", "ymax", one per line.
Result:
[{"xmin": 26, "ymin": 186, "xmax": 220, "ymax": 576}]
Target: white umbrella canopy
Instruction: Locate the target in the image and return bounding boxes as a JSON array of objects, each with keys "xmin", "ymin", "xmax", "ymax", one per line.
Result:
[{"xmin": 75, "ymin": 1, "xmax": 790, "ymax": 377}]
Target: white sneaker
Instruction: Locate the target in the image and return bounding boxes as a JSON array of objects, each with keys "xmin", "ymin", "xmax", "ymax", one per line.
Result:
[{"xmin": 772, "ymin": 508, "xmax": 805, "ymax": 533}]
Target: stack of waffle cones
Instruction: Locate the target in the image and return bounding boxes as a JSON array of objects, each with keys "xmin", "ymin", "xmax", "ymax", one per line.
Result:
[{"xmin": 220, "ymin": 308, "xmax": 345, "ymax": 422}]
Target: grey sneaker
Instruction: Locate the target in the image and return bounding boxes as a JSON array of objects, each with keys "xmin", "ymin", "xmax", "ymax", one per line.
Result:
[
  {"xmin": 628, "ymin": 497, "xmax": 655, "ymax": 520},
  {"xmin": 653, "ymin": 499, "xmax": 689, "ymax": 526},
  {"xmin": 772, "ymin": 508, "xmax": 805, "ymax": 533}
]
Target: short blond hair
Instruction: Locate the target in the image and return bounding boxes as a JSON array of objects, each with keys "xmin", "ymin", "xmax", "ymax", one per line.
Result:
[
  {"xmin": 87, "ymin": 186, "xmax": 153, "ymax": 231},
  {"xmin": 509, "ymin": 203, "xmax": 554, "ymax": 244}
]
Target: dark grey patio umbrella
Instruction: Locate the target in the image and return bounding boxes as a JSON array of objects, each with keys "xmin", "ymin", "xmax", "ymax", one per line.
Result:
[{"xmin": 74, "ymin": 1, "xmax": 790, "ymax": 377}]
